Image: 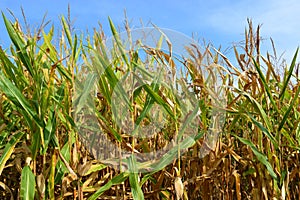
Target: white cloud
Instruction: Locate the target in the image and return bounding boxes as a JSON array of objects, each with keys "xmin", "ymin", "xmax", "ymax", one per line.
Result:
[{"xmin": 203, "ymin": 0, "xmax": 300, "ymax": 60}]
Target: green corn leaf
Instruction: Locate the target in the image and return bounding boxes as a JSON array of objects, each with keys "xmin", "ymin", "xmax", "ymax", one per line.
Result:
[
  {"xmin": 111, "ymin": 72, "xmax": 133, "ymax": 114},
  {"xmin": 253, "ymin": 58, "xmax": 279, "ymax": 114},
  {"xmin": 2, "ymin": 12, "xmax": 34, "ymax": 77},
  {"xmin": 56, "ymin": 63, "xmax": 72, "ymax": 82},
  {"xmin": 0, "ymin": 48, "xmax": 28, "ymax": 87},
  {"xmin": 279, "ymin": 48, "xmax": 299, "ymax": 100},
  {"xmin": 177, "ymin": 102, "xmax": 200, "ymax": 141},
  {"xmin": 134, "ymin": 69, "xmax": 162, "ymax": 127},
  {"xmin": 127, "ymin": 155, "xmax": 144, "ymax": 200},
  {"xmin": 142, "ymin": 83, "xmax": 175, "ymax": 120},
  {"xmin": 84, "ymin": 163, "xmax": 107, "ymax": 176},
  {"xmin": 42, "ymin": 106, "xmax": 56, "ymax": 154},
  {"xmin": 0, "ymin": 73, "xmax": 42, "ymax": 128},
  {"xmin": 234, "ymin": 135, "xmax": 278, "ymax": 180},
  {"xmin": 140, "ymin": 172, "xmax": 156, "ymax": 187},
  {"xmin": 31, "ymin": 130, "xmax": 42, "ymax": 160},
  {"xmin": 72, "ymin": 34, "xmax": 78, "ymax": 62},
  {"xmin": 61, "ymin": 16, "xmax": 72, "ymax": 46},
  {"xmin": 148, "ymin": 135, "xmax": 197, "ymax": 172},
  {"xmin": 41, "ymin": 26, "xmax": 57, "ymax": 61},
  {"xmin": 54, "ymin": 141, "xmax": 71, "ymax": 184},
  {"xmin": 104, "ymin": 63, "xmax": 122, "ymax": 91},
  {"xmin": 247, "ymin": 113, "xmax": 278, "ymax": 150},
  {"xmin": 278, "ymin": 84, "xmax": 300, "ymax": 132},
  {"xmin": 88, "ymin": 172, "xmax": 129, "ymax": 200},
  {"xmin": 20, "ymin": 166, "xmax": 36, "ymax": 200},
  {"xmin": 108, "ymin": 17, "xmax": 130, "ymax": 68},
  {"xmin": 73, "ymin": 73, "xmax": 98, "ymax": 113},
  {"xmin": 0, "ymin": 131, "xmax": 24, "ymax": 176},
  {"xmin": 97, "ymin": 75, "xmax": 111, "ymax": 104},
  {"xmin": 95, "ymin": 110, "xmax": 122, "ymax": 142},
  {"xmin": 0, "ymin": 131, "xmax": 10, "ymax": 149},
  {"xmin": 236, "ymin": 88, "xmax": 272, "ymax": 132},
  {"xmin": 92, "ymin": 52, "xmax": 121, "ymax": 105}
]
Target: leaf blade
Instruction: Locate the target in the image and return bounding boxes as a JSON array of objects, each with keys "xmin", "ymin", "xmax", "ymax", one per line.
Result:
[
  {"xmin": 234, "ymin": 135, "xmax": 278, "ymax": 180},
  {"xmin": 0, "ymin": 132, "xmax": 24, "ymax": 176},
  {"xmin": 20, "ymin": 166, "xmax": 36, "ymax": 200}
]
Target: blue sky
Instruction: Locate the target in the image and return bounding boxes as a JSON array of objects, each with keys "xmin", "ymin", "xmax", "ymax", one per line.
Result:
[{"xmin": 0, "ymin": 0, "xmax": 300, "ymax": 61}]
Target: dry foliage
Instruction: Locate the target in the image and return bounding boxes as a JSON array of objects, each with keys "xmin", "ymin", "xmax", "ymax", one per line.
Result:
[{"xmin": 0, "ymin": 11, "xmax": 299, "ymax": 200}]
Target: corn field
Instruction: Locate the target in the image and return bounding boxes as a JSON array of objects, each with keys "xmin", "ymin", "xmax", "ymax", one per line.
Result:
[{"xmin": 0, "ymin": 11, "xmax": 299, "ymax": 200}]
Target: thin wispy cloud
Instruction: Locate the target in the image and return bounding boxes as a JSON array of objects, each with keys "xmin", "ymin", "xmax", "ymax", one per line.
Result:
[{"xmin": 205, "ymin": 0, "xmax": 300, "ymax": 59}]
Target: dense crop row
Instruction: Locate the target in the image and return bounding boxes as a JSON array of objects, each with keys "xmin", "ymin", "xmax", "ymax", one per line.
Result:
[{"xmin": 0, "ymin": 12, "xmax": 299, "ymax": 199}]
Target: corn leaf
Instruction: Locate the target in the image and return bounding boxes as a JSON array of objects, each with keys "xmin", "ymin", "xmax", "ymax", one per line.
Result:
[
  {"xmin": 2, "ymin": 12, "xmax": 34, "ymax": 77},
  {"xmin": 0, "ymin": 131, "xmax": 24, "ymax": 176},
  {"xmin": 235, "ymin": 88, "xmax": 272, "ymax": 132},
  {"xmin": 41, "ymin": 26, "xmax": 57, "ymax": 61},
  {"xmin": 88, "ymin": 172, "xmax": 129, "ymax": 200},
  {"xmin": 128, "ymin": 155, "xmax": 144, "ymax": 200},
  {"xmin": 0, "ymin": 48, "xmax": 28, "ymax": 87},
  {"xmin": 42, "ymin": 106, "xmax": 56, "ymax": 154},
  {"xmin": 279, "ymin": 48, "xmax": 299, "ymax": 100},
  {"xmin": 278, "ymin": 84, "xmax": 300, "ymax": 132},
  {"xmin": 61, "ymin": 16, "xmax": 72, "ymax": 46},
  {"xmin": 0, "ymin": 72, "xmax": 42, "ymax": 128},
  {"xmin": 20, "ymin": 166, "xmax": 36, "ymax": 200},
  {"xmin": 108, "ymin": 17, "xmax": 130, "ymax": 67},
  {"xmin": 247, "ymin": 113, "xmax": 278, "ymax": 150},
  {"xmin": 73, "ymin": 72, "xmax": 97, "ymax": 113},
  {"xmin": 235, "ymin": 135, "xmax": 278, "ymax": 180},
  {"xmin": 84, "ymin": 163, "xmax": 107, "ymax": 176},
  {"xmin": 253, "ymin": 59, "xmax": 279, "ymax": 114}
]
